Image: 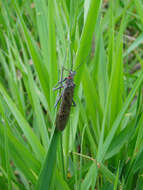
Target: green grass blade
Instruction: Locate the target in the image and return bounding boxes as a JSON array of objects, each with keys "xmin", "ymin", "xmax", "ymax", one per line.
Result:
[
  {"xmin": 0, "ymin": 83, "xmax": 45, "ymax": 161},
  {"xmin": 74, "ymin": 0, "xmax": 102, "ymax": 88},
  {"xmin": 134, "ymin": 0, "xmax": 143, "ymax": 26},
  {"xmin": 36, "ymin": 132, "xmax": 60, "ymax": 190},
  {"xmin": 103, "ymin": 69, "xmax": 143, "ymax": 159},
  {"xmin": 124, "ymin": 33, "xmax": 143, "ymax": 57},
  {"xmin": 105, "ymin": 123, "xmax": 134, "ymax": 160},
  {"xmin": 12, "ymin": 1, "xmax": 50, "ymax": 105},
  {"xmin": 26, "ymin": 65, "xmax": 49, "ymax": 147},
  {"xmin": 0, "ymin": 122, "xmax": 40, "ymax": 184}
]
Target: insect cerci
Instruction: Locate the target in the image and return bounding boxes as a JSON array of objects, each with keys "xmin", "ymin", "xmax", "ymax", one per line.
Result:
[{"xmin": 53, "ymin": 69, "xmax": 76, "ymax": 131}]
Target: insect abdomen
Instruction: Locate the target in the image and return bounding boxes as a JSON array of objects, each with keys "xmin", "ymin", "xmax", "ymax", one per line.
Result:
[{"xmin": 55, "ymin": 86, "xmax": 74, "ymax": 131}]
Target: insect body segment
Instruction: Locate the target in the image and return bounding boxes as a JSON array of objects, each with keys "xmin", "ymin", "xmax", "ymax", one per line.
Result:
[{"xmin": 54, "ymin": 71, "xmax": 76, "ymax": 131}]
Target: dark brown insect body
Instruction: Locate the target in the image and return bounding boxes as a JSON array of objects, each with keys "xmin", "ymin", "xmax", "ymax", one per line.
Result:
[{"xmin": 55, "ymin": 71, "xmax": 76, "ymax": 131}]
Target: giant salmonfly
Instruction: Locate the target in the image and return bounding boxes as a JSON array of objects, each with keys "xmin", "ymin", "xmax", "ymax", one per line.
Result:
[
  {"xmin": 53, "ymin": 53, "xmax": 90, "ymax": 132},
  {"xmin": 53, "ymin": 67, "xmax": 76, "ymax": 131}
]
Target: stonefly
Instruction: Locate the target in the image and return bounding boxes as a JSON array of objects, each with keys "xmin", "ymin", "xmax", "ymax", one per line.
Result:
[{"xmin": 53, "ymin": 70, "xmax": 76, "ymax": 131}]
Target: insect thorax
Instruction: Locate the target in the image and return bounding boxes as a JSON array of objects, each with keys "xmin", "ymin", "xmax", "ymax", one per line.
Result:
[{"xmin": 65, "ymin": 79, "xmax": 75, "ymax": 88}]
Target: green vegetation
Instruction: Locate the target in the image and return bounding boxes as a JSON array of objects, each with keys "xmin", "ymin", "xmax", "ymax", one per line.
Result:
[{"xmin": 0, "ymin": 0, "xmax": 143, "ymax": 189}]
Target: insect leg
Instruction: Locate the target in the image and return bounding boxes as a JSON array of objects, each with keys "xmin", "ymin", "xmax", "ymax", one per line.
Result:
[
  {"xmin": 54, "ymin": 89, "xmax": 65, "ymax": 108},
  {"xmin": 54, "ymin": 94, "xmax": 62, "ymax": 108},
  {"xmin": 53, "ymin": 85, "xmax": 64, "ymax": 91},
  {"xmin": 72, "ymin": 99, "xmax": 76, "ymax": 107},
  {"xmin": 53, "ymin": 78, "xmax": 67, "ymax": 88}
]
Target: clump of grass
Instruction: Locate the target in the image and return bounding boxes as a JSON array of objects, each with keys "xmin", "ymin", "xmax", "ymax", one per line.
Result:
[{"xmin": 0, "ymin": 0, "xmax": 143, "ymax": 189}]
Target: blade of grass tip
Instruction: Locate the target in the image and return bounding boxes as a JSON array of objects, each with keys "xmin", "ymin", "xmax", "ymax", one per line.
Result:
[
  {"xmin": 36, "ymin": 132, "xmax": 60, "ymax": 190},
  {"xmin": 0, "ymin": 82, "xmax": 45, "ymax": 162},
  {"xmin": 74, "ymin": 0, "xmax": 102, "ymax": 91},
  {"xmin": 84, "ymin": 0, "xmax": 91, "ymax": 22}
]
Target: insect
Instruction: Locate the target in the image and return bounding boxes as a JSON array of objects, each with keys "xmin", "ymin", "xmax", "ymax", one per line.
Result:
[
  {"xmin": 53, "ymin": 52, "xmax": 91, "ymax": 131},
  {"xmin": 53, "ymin": 69, "xmax": 76, "ymax": 131}
]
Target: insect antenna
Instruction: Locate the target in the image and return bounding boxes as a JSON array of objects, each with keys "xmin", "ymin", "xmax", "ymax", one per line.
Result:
[
  {"xmin": 61, "ymin": 51, "xmax": 92, "ymax": 74},
  {"xmin": 74, "ymin": 52, "xmax": 91, "ymax": 71}
]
